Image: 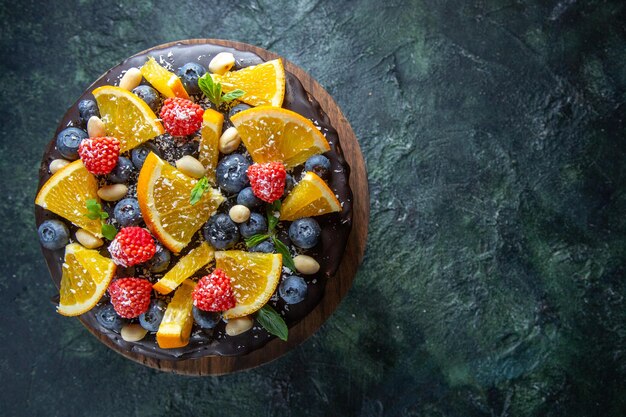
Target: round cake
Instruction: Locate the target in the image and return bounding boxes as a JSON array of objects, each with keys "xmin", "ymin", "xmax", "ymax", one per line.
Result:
[{"xmin": 35, "ymin": 41, "xmax": 352, "ymax": 360}]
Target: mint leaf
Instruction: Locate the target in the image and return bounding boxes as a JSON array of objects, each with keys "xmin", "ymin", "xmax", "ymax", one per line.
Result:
[
  {"xmin": 266, "ymin": 200, "xmax": 281, "ymax": 232},
  {"xmin": 190, "ymin": 176, "xmax": 209, "ymax": 205},
  {"xmin": 256, "ymin": 304, "xmax": 288, "ymax": 341},
  {"xmin": 85, "ymin": 199, "xmax": 108, "ymax": 220},
  {"xmin": 101, "ymin": 224, "xmax": 117, "ymax": 240},
  {"xmin": 245, "ymin": 233, "xmax": 270, "ymax": 248},
  {"xmin": 272, "ymin": 236, "xmax": 296, "ymax": 271},
  {"xmin": 222, "ymin": 89, "xmax": 245, "ymax": 103}
]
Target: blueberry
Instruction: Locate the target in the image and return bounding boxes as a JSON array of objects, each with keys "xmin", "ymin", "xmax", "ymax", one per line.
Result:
[
  {"xmin": 282, "ymin": 173, "xmax": 295, "ymax": 197},
  {"xmin": 289, "ymin": 217, "xmax": 321, "ymax": 249},
  {"xmin": 38, "ymin": 219, "xmax": 69, "ymax": 250},
  {"xmin": 132, "ymin": 85, "xmax": 161, "ymax": 112},
  {"xmin": 239, "ymin": 212, "xmax": 267, "ymax": 238},
  {"xmin": 216, "ymin": 154, "xmax": 250, "ymax": 194},
  {"xmin": 147, "ymin": 244, "xmax": 171, "ymax": 273},
  {"xmin": 192, "ymin": 306, "xmax": 221, "ymax": 329},
  {"xmin": 203, "ymin": 213, "xmax": 240, "ymax": 249},
  {"xmin": 56, "ymin": 127, "xmax": 88, "ymax": 160},
  {"xmin": 228, "ymin": 103, "xmax": 252, "ymax": 119},
  {"xmin": 250, "ymin": 240, "xmax": 275, "ymax": 253},
  {"xmin": 107, "ymin": 157, "xmax": 134, "ymax": 184},
  {"xmin": 237, "ymin": 187, "xmax": 263, "ymax": 209},
  {"xmin": 131, "ymin": 142, "xmax": 160, "ymax": 169},
  {"xmin": 78, "ymin": 99, "xmax": 100, "ymax": 124},
  {"xmin": 139, "ymin": 299, "xmax": 167, "ymax": 332},
  {"xmin": 304, "ymin": 155, "xmax": 331, "ymax": 180},
  {"xmin": 279, "ymin": 275, "xmax": 308, "ymax": 304},
  {"xmin": 114, "ymin": 198, "xmax": 142, "ymax": 227},
  {"xmin": 94, "ymin": 303, "xmax": 126, "ymax": 332},
  {"xmin": 177, "ymin": 62, "xmax": 207, "ymax": 95},
  {"xmin": 179, "ymin": 140, "xmax": 199, "ymax": 158}
]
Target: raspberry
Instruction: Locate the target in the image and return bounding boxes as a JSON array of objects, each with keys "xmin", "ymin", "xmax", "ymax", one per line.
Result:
[
  {"xmin": 247, "ymin": 161, "xmax": 286, "ymax": 203},
  {"xmin": 78, "ymin": 136, "xmax": 120, "ymax": 175},
  {"xmin": 192, "ymin": 269, "xmax": 236, "ymax": 312},
  {"xmin": 159, "ymin": 97, "xmax": 204, "ymax": 136},
  {"xmin": 108, "ymin": 278, "xmax": 153, "ymax": 318},
  {"xmin": 108, "ymin": 227, "xmax": 156, "ymax": 267}
]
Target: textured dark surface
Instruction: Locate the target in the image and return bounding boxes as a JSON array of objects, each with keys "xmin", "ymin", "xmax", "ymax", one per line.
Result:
[{"xmin": 1, "ymin": 0, "xmax": 626, "ymax": 416}]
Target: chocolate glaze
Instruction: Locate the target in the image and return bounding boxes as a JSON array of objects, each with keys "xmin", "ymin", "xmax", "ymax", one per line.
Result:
[{"xmin": 35, "ymin": 42, "xmax": 352, "ymax": 360}]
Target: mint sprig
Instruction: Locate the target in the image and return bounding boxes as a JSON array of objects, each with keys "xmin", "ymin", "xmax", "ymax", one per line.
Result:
[
  {"xmin": 190, "ymin": 176, "xmax": 209, "ymax": 205},
  {"xmin": 245, "ymin": 233, "xmax": 270, "ymax": 248},
  {"xmin": 255, "ymin": 304, "xmax": 288, "ymax": 341},
  {"xmin": 272, "ymin": 236, "xmax": 296, "ymax": 271},
  {"xmin": 84, "ymin": 199, "xmax": 117, "ymax": 240},
  {"xmin": 198, "ymin": 74, "xmax": 245, "ymax": 108},
  {"xmin": 267, "ymin": 200, "xmax": 281, "ymax": 232}
]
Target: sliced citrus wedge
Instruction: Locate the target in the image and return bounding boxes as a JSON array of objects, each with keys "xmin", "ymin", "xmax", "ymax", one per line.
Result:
[
  {"xmin": 156, "ymin": 279, "xmax": 196, "ymax": 348},
  {"xmin": 35, "ymin": 160, "xmax": 102, "ymax": 236},
  {"xmin": 140, "ymin": 57, "xmax": 190, "ymax": 99},
  {"xmin": 280, "ymin": 171, "xmax": 342, "ymax": 221},
  {"xmin": 153, "ymin": 242, "xmax": 214, "ymax": 294},
  {"xmin": 230, "ymin": 106, "xmax": 330, "ymax": 169},
  {"xmin": 211, "ymin": 59, "xmax": 285, "ymax": 107},
  {"xmin": 92, "ymin": 85, "xmax": 165, "ymax": 152},
  {"xmin": 198, "ymin": 109, "xmax": 224, "ymax": 182},
  {"xmin": 215, "ymin": 251, "xmax": 282, "ymax": 319},
  {"xmin": 137, "ymin": 152, "xmax": 225, "ymax": 253},
  {"xmin": 57, "ymin": 243, "xmax": 116, "ymax": 316}
]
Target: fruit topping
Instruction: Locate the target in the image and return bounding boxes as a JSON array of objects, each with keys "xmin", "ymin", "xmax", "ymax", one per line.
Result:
[
  {"xmin": 289, "ymin": 217, "xmax": 321, "ymax": 249},
  {"xmin": 113, "ymin": 197, "xmax": 142, "ymax": 227},
  {"xmin": 210, "ymin": 59, "xmax": 285, "ymax": 107},
  {"xmin": 153, "ymin": 242, "xmax": 214, "ymax": 295},
  {"xmin": 239, "ymin": 212, "xmax": 267, "ymax": 238},
  {"xmin": 236, "ymin": 186, "xmax": 263, "ymax": 209},
  {"xmin": 57, "ymin": 243, "xmax": 116, "ymax": 316},
  {"xmin": 132, "ymin": 85, "xmax": 161, "ymax": 112},
  {"xmin": 137, "ymin": 152, "xmax": 224, "ymax": 252},
  {"xmin": 192, "ymin": 306, "xmax": 221, "ymax": 329},
  {"xmin": 35, "ymin": 160, "xmax": 103, "ymax": 236},
  {"xmin": 159, "ymin": 97, "xmax": 204, "ymax": 136},
  {"xmin": 216, "ymin": 153, "xmax": 250, "ymax": 194},
  {"xmin": 92, "ymin": 85, "xmax": 165, "ymax": 152},
  {"xmin": 230, "ymin": 106, "xmax": 330, "ymax": 169},
  {"xmin": 147, "ymin": 243, "xmax": 171, "ymax": 273},
  {"xmin": 304, "ymin": 155, "xmax": 331, "ymax": 180},
  {"xmin": 56, "ymin": 127, "xmax": 88, "ymax": 160},
  {"xmin": 279, "ymin": 275, "xmax": 308, "ymax": 304},
  {"xmin": 78, "ymin": 136, "xmax": 120, "ymax": 175},
  {"xmin": 203, "ymin": 213, "xmax": 240, "ymax": 250},
  {"xmin": 108, "ymin": 277, "xmax": 153, "ymax": 318},
  {"xmin": 108, "ymin": 226, "xmax": 156, "ymax": 267},
  {"xmin": 177, "ymin": 62, "xmax": 207, "ymax": 95},
  {"xmin": 139, "ymin": 299, "xmax": 167, "ymax": 332},
  {"xmin": 192, "ymin": 268, "xmax": 236, "ymax": 312},
  {"xmin": 94, "ymin": 303, "xmax": 127, "ymax": 332},
  {"xmin": 156, "ymin": 279, "xmax": 196, "ymax": 349},
  {"xmin": 131, "ymin": 142, "xmax": 160, "ymax": 170},
  {"xmin": 249, "ymin": 240, "xmax": 275, "ymax": 253},
  {"xmin": 215, "ymin": 250, "xmax": 282, "ymax": 319},
  {"xmin": 280, "ymin": 171, "xmax": 342, "ymax": 221},
  {"xmin": 78, "ymin": 99, "xmax": 100, "ymax": 124},
  {"xmin": 140, "ymin": 56, "xmax": 190, "ymax": 99},
  {"xmin": 37, "ymin": 219, "xmax": 69, "ymax": 250},
  {"xmin": 247, "ymin": 161, "xmax": 286, "ymax": 203},
  {"xmin": 107, "ymin": 156, "xmax": 134, "ymax": 184},
  {"xmin": 198, "ymin": 109, "xmax": 224, "ymax": 182}
]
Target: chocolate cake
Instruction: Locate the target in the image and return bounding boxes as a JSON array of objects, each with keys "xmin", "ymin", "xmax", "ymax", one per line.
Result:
[{"xmin": 35, "ymin": 41, "xmax": 352, "ymax": 360}]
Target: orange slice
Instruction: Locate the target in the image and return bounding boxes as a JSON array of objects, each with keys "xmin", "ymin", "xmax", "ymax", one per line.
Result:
[
  {"xmin": 140, "ymin": 57, "xmax": 190, "ymax": 99},
  {"xmin": 153, "ymin": 242, "xmax": 214, "ymax": 294},
  {"xmin": 280, "ymin": 171, "xmax": 342, "ymax": 221},
  {"xmin": 35, "ymin": 160, "xmax": 102, "ymax": 236},
  {"xmin": 198, "ymin": 109, "xmax": 224, "ymax": 182},
  {"xmin": 156, "ymin": 279, "xmax": 196, "ymax": 348},
  {"xmin": 92, "ymin": 85, "xmax": 165, "ymax": 152},
  {"xmin": 137, "ymin": 152, "xmax": 224, "ymax": 253},
  {"xmin": 57, "ymin": 243, "xmax": 116, "ymax": 316},
  {"xmin": 211, "ymin": 59, "xmax": 285, "ymax": 107},
  {"xmin": 230, "ymin": 106, "xmax": 330, "ymax": 169},
  {"xmin": 215, "ymin": 251, "xmax": 282, "ymax": 319}
]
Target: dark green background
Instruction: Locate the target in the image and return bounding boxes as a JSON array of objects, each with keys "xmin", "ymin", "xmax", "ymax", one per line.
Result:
[{"xmin": 2, "ymin": 0, "xmax": 625, "ymax": 415}]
